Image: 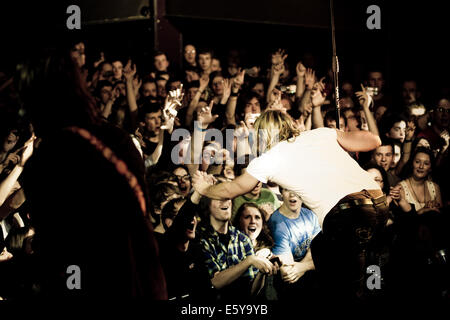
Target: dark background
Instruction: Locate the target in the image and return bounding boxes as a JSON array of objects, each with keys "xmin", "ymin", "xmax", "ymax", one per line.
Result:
[{"xmin": 1, "ymin": 0, "xmax": 449, "ymax": 106}]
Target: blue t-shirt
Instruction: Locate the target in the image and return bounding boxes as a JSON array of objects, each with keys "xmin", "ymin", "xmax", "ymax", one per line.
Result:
[{"xmin": 268, "ymin": 207, "xmax": 321, "ymax": 262}]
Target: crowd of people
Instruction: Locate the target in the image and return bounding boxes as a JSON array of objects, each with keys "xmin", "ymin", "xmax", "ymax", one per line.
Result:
[{"xmin": 0, "ymin": 37, "xmax": 449, "ymax": 304}]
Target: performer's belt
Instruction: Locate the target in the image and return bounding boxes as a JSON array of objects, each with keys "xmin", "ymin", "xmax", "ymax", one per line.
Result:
[{"xmin": 336, "ymin": 190, "xmax": 387, "ymax": 211}]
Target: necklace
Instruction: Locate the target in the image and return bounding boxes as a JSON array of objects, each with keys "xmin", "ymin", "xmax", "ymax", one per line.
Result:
[{"xmin": 408, "ymin": 178, "xmax": 427, "ymax": 204}]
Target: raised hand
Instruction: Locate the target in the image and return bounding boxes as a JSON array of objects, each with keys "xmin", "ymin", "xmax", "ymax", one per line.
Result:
[
  {"xmin": 267, "ymin": 92, "xmax": 285, "ymax": 112},
  {"xmin": 271, "ymin": 49, "xmax": 288, "ymax": 66},
  {"xmin": 197, "ymin": 100, "xmax": 219, "ymax": 127},
  {"xmin": 440, "ymin": 130, "xmax": 450, "ymax": 152},
  {"xmin": 272, "ymin": 62, "xmax": 285, "ymax": 76},
  {"xmin": 296, "ymin": 61, "xmax": 306, "ymax": 77},
  {"xmin": 267, "ymin": 87, "xmax": 281, "ymax": 106},
  {"xmin": 133, "ymin": 77, "xmax": 142, "ymax": 92},
  {"xmin": 19, "ymin": 134, "xmax": 36, "ymax": 167},
  {"xmin": 93, "ymin": 51, "xmax": 105, "ymax": 69},
  {"xmin": 406, "ymin": 120, "xmax": 416, "ymax": 141},
  {"xmin": 222, "ymin": 78, "xmax": 232, "ymax": 101},
  {"xmin": 161, "ymin": 84, "xmax": 184, "ymax": 130},
  {"xmin": 192, "ymin": 170, "xmax": 215, "ymax": 195},
  {"xmin": 311, "ymin": 78, "xmax": 326, "ymax": 107},
  {"xmin": 355, "ymin": 84, "xmax": 373, "ymax": 109},
  {"xmin": 305, "ymin": 68, "xmax": 316, "ymax": 90},
  {"xmin": 123, "ymin": 59, "xmax": 136, "ymax": 81},
  {"xmin": 232, "ymin": 68, "xmax": 246, "ymax": 92}
]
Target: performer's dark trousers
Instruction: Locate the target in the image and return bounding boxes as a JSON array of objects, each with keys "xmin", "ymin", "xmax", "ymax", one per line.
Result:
[{"xmin": 311, "ymin": 189, "xmax": 389, "ymax": 301}]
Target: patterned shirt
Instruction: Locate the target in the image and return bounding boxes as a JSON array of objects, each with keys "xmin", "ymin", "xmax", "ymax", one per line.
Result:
[{"xmin": 200, "ymin": 224, "xmax": 258, "ymax": 280}]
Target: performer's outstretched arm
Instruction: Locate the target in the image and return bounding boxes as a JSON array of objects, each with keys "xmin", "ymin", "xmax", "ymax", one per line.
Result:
[
  {"xmin": 192, "ymin": 171, "xmax": 259, "ymax": 200},
  {"xmin": 336, "ymin": 129, "xmax": 381, "ymax": 152}
]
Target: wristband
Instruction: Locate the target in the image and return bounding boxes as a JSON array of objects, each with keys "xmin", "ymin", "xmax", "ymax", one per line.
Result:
[
  {"xmin": 196, "ymin": 125, "xmax": 208, "ymax": 132},
  {"xmin": 230, "ymin": 91, "xmax": 239, "ymax": 97}
]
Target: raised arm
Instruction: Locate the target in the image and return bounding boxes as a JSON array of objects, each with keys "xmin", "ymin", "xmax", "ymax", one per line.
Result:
[
  {"xmin": 101, "ymin": 90, "xmax": 117, "ymax": 119},
  {"xmin": 356, "ymin": 84, "xmax": 379, "ymax": 136},
  {"xmin": 161, "ymin": 85, "xmax": 184, "ymax": 134},
  {"xmin": 295, "ymin": 61, "xmax": 306, "ymax": 99},
  {"xmin": 297, "ymin": 68, "xmax": 315, "ymax": 115},
  {"xmin": 395, "ymin": 123, "xmax": 415, "ymax": 175},
  {"xmin": 234, "ymin": 121, "xmax": 251, "ymax": 159},
  {"xmin": 311, "ymin": 78, "xmax": 326, "ymax": 129},
  {"xmin": 123, "ymin": 60, "xmax": 138, "ymax": 114},
  {"xmin": 0, "ymin": 135, "xmax": 34, "ymax": 207},
  {"xmin": 266, "ymin": 49, "xmax": 287, "ymax": 104},
  {"xmin": 225, "ymin": 69, "xmax": 245, "ymax": 125},
  {"xmin": 186, "ymin": 100, "xmax": 218, "ymax": 177},
  {"xmin": 185, "ymin": 75, "xmax": 209, "ymax": 127}
]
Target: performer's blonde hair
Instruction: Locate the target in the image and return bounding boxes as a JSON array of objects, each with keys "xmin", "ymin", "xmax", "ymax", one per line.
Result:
[{"xmin": 254, "ymin": 110, "xmax": 300, "ymax": 153}]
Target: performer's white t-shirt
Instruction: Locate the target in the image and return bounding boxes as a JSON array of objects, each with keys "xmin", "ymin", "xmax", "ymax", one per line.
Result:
[{"xmin": 246, "ymin": 127, "xmax": 380, "ymax": 225}]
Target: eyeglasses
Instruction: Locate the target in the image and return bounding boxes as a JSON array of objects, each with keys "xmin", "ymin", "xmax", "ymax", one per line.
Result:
[
  {"xmin": 436, "ymin": 107, "xmax": 450, "ymax": 114},
  {"xmin": 175, "ymin": 174, "xmax": 190, "ymax": 182},
  {"xmin": 212, "ymin": 80, "xmax": 224, "ymax": 86}
]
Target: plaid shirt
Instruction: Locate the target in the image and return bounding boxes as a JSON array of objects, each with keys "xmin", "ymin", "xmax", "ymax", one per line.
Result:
[{"xmin": 200, "ymin": 224, "xmax": 258, "ymax": 280}]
